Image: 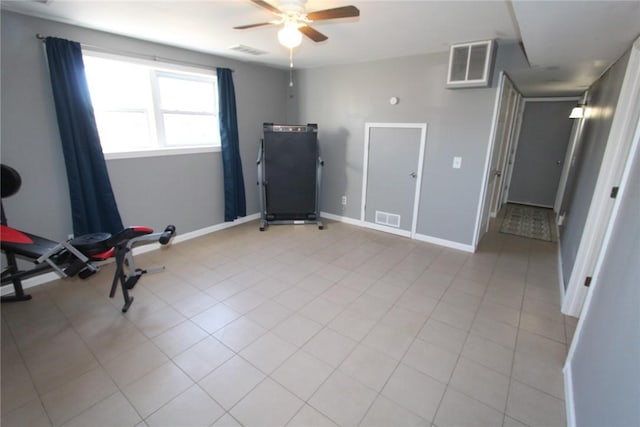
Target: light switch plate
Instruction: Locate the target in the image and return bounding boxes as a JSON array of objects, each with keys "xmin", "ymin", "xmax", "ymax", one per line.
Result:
[{"xmin": 453, "ymin": 156, "xmax": 462, "ymax": 169}]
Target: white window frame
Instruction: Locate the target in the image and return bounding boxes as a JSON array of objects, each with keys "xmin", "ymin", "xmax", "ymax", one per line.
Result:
[
  {"xmin": 446, "ymin": 40, "xmax": 494, "ymax": 88},
  {"xmin": 82, "ymin": 50, "xmax": 221, "ymax": 160}
]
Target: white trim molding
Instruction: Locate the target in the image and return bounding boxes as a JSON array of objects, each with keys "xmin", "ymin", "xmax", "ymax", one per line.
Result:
[
  {"xmin": 360, "ymin": 222, "xmax": 411, "ymax": 238},
  {"xmin": 171, "ymin": 213, "xmax": 260, "ymax": 245},
  {"xmin": 321, "ymin": 212, "xmax": 475, "ymax": 253},
  {"xmin": 320, "ymin": 211, "xmax": 362, "ymax": 227},
  {"xmin": 563, "ymin": 362, "xmax": 577, "ymax": 427},
  {"xmin": 473, "ymin": 73, "xmax": 504, "ymax": 249},
  {"xmin": 361, "ymin": 122, "xmax": 427, "ymax": 240},
  {"xmin": 414, "ymin": 233, "xmax": 475, "ymax": 253}
]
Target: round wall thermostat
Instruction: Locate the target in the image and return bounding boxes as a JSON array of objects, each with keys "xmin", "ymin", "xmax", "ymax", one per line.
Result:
[{"xmin": 389, "ymin": 96, "xmax": 399, "ymax": 105}]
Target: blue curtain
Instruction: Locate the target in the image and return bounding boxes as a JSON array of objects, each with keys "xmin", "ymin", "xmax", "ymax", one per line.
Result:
[
  {"xmin": 45, "ymin": 37, "xmax": 123, "ymax": 236},
  {"xmin": 217, "ymin": 68, "xmax": 246, "ymax": 222}
]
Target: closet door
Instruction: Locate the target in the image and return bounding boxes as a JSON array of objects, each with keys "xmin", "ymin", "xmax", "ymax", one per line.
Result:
[{"xmin": 361, "ymin": 123, "xmax": 426, "ymax": 237}]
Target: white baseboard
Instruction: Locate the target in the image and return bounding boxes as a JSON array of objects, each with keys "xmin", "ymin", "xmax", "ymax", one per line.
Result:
[
  {"xmin": 360, "ymin": 222, "xmax": 411, "ymax": 238},
  {"xmin": 171, "ymin": 213, "xmax": 260, "ymax": 245},
  {"xmin": 1, "ymin": 213, "xmax": 261, "ymax": 297},
  {"xmin": 320, "ymin": 211, "xmax": 363, "ymax": 227},
  {"xmin": 1, "ymin": 271, "xmax": 61, "ymax": 296},
  {"xmin": 413, "ymin": 233, "xmax": 475, "ymax": 253},
  {"xmin": 563, "ymin": 362, "xmax": 576, "ymax": 427},
  {"xmin": 321, "ymin": 212, "xmax": 475, "ymax": 253}
]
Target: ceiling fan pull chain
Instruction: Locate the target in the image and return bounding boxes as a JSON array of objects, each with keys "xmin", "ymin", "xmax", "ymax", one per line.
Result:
[{"xmin": 289, "ymin": 47, "xmax": 294, "ymax": 87}]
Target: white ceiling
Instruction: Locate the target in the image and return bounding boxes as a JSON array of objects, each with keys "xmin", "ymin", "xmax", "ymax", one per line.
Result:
[{"xmin": 3, "ymin": 0, "xmax": 640, "ymax": 96}]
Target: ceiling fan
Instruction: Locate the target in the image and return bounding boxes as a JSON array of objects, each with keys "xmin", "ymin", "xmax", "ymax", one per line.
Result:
[{"xmin": 234, "ymin": 0, "xmax": 360, "ymax": 48}]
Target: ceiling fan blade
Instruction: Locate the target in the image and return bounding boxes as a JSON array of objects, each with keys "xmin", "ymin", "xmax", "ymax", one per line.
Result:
[
  {"xmin": 306, "ymin": 5, "xmax": 360, "ymax": 21},
  {"xmin": 299, "ymin": 25, "xmax": 328, "ymax": 42},
  {"xmin": 234, "ymin": 22, "xmax": 275, "ymax": 30},
  {"xmin": 249, "ymin": 0, "xmax": 282, "ymax": 15}
]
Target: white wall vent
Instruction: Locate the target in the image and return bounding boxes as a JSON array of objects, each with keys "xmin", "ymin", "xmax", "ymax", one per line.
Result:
[
  {"xmin": 375, "ymin": 211, "xmax": 401, "ymax": 228},
  {"xmin": 446, "ymin": 40, "xmax": 495, "ymax": 89},
  {"xmin": 228, "ymin": 45, "xmax": 267, "ymax": 56}
]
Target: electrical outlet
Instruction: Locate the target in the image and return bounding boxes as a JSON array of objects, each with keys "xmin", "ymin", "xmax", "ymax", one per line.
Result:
[{"xmin": 341, "ymin": 195, "xmax": 347, "ymax": 206}]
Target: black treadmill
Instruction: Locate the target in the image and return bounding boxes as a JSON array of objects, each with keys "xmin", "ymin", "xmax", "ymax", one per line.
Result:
[{"xmin": 257, "ymin": 123, "xmax": 323, "ymax": 231}]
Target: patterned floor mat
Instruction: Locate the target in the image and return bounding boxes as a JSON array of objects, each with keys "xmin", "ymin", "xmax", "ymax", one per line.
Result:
[{"xmin": 499, "ymin": 204, "xmax": 554, "ymax": 242}]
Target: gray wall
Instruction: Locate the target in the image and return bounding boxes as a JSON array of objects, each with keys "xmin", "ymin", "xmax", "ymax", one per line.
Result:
[
  {"xmin": 559, "ymin": 51, "xmax": 630, "ymax": 287},
  {"xmin": 1, "ymin": 10, "xmax": 528, "ymax": 249},
  {"xmin": 1, "ymin": 11, "xmax": 288, "ymax": 241},
  {"xmin": 570, "ymin": 135, "xmax": 640, "ymax": 427},
  {"xmin": 289, "ymin": 42, "xmax": 528, "ymax": 246}
]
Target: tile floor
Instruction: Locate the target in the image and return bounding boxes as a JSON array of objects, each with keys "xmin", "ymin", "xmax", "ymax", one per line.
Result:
[{"xmin": 1, "ymin": 217, "xmax": 577, "ymax": 427}]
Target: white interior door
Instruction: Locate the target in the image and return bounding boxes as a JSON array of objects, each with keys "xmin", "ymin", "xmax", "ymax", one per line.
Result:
[
  {"xmin": 476, "ymin": 73, "xmax": 522, "ymax": 245},
  {"xmin": 500, "ymin": 97, "xmax": 525, "ymax": 207},
  {"xmin": 361, "ymin": 123, "xmax": 426, "ymax": 238},
  {"xmin": 490, "ymin": 78, "xmax": 520, "ymax": 216}
]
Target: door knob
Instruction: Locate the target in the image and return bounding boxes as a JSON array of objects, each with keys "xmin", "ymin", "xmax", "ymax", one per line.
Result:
[{"xmin": 409, "ymin": 172, "xmax": 417, "ymax": 178}]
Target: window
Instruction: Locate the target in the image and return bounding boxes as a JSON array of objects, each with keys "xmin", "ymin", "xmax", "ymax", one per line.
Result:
[{"xmin": 82, "ymin": 52, "xmax": 220, "ymax": 158}]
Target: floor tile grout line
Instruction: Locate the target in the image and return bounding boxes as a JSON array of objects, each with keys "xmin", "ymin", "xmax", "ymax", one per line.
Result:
[
  {"xmin": 209, "ymin": 241, "xmax": 376, "ymax": 427},
  {"xmin": 46, "ymin": 270, "xmax": 250, "ymax": 427},
  {"xmin": 430, "ymin": 240, "xmax": 507, "ymax": 426},
  {"xmin": 27, "ymin": 284, "xmax": 160, "ymax": 427},
  {"xmin": 179, "ymin": 234, "xmax": 345, "ymax": 424},
  {"xmin": 501, "ymin": 238, "xmax": 531, "ymax": 427},
  {"xmin": 222, "ymin": 231, "xmax": 482, "ymax": 424},
  {"xmin": 190, "ymin": 258, "xmax": 370, "ymax": 427},
  {"xmin": 261, "ymin": 239, "xmax": 446, "ymax": 426},
  {"xmin": 1, "ymin": 310, "xmax": 57, "ymax": 427},
  {"xmin": 351, "ymin": 248, "xmax": 446, "ymax": 426},
  {"xmin": 351, "ymin": 248, "xmax": 475, "ymax": 426},
  {"xmin": 278, "ymin": 256, "xmax": 399, "ymax": 427}
]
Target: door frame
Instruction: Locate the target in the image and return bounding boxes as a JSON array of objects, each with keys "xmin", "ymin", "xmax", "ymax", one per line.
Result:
[
  {"xmin": 490, "ymin": 76, "xmax": 521, "ymax": 217},
  {"xmin": 361, "ymin": 122, "xmax": 427, "ymax": 239},
  {"xmin": 474, "ymin": 72, "xmax": 523, "ymax": 247}
]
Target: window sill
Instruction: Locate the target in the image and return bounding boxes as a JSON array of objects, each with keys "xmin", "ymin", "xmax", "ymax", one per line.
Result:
[{"xmin": 104, "ymin": 145, "xmax": 220, "ymax": 160}]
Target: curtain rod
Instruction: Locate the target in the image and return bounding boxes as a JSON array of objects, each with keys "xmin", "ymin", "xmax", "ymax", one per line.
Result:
[{"xmin": 35, "ymin": 33, "xmax": 233, "ymax": 72}]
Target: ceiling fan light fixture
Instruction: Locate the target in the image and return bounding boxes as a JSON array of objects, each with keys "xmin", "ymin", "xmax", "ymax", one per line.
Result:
[{"xmin": 278, "ymin": 21, "xmax": 302, "ymax": 48}]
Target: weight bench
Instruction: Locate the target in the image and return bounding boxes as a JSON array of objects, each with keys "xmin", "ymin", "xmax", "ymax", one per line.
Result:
[{"xmin": 1, "ymin": 164, "xmax": 176, "ymax": 312}]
